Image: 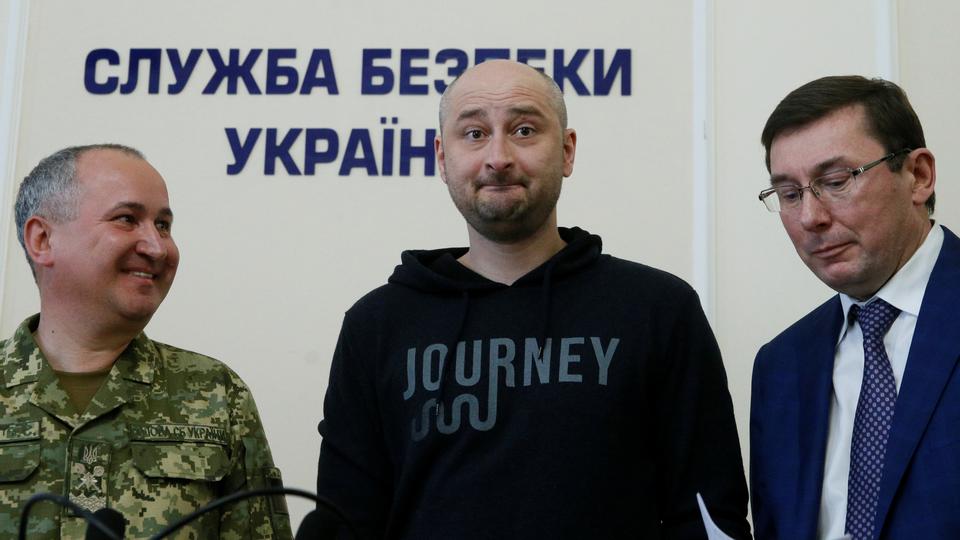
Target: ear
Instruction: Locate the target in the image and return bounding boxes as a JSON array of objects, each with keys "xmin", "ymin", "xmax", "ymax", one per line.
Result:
[
  {"xmin": 905, "ymin": 148, "xmax": 935, "ymax": 208},
  {"xmin": 23, "ymin": 216, "xmax": 55, "ymax": 269},
  {"xmin": 562, "ymin": 129, "xmax": 577, "ymax": 177},
  {"xmin": 434, "ymin": 134, "xmax": 448, "ymax": 184}
]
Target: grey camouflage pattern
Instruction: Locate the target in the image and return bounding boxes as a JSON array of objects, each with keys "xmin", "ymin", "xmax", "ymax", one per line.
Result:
[{"xmin": 0, "ymin": 315, "xmax": 292, "ymax": 539}]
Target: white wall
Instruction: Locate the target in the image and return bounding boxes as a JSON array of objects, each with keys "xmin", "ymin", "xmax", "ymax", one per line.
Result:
[
  {"xmin": 1, "ymin": 0, "xmax": 957, "ymax": 529},
  {"xmin": 0, "ymin": 0, "xmax": 27, "ymax": 315}
]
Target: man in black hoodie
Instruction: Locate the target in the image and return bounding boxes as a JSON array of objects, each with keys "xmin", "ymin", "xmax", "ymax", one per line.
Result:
[{"xmin": 316, "ymin": 59, "xmax": 750, "ymax": 539}]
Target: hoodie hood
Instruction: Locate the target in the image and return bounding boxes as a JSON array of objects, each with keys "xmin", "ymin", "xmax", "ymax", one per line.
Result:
[{"xmin": 387, "ymin": 227, "xmax": 603, "ymax": 292}]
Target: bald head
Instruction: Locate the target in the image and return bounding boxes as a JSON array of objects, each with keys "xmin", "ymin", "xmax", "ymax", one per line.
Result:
[{"xmin": 438, "ymin": 60, "xmax": 568, "ymax": 134}]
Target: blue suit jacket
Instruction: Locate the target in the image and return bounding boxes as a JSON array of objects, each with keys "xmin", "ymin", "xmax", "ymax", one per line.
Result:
[{"xmin": 751, "ymin": 226, "xmax": 960, "ymax": 540}]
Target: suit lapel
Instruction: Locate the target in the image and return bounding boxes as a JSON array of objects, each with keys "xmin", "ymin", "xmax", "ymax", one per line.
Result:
[
  {"xmin": 796, "ymin": 297, "xmax": 844, "ymax": 537},
  {"xmin": 876, "ymin": 227, "xmax": 960, "ymax": 533}
]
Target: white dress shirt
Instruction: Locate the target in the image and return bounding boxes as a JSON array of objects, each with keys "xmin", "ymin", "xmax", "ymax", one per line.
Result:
[{"xmin": 817, "ymin": 223, "xmax": 944, "ymax": 540}]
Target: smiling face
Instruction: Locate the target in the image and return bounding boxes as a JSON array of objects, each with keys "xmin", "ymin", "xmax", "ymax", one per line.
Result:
[
  {"xmin": 42, "ymin": 149, "xmax": 179, "ymax": 325},
  {"xmin": 435, "ymin": 60, "xmax": 576, "ymax": 243},
  {"xmin": 769, "ymin": 105, "xmax": 934, "ymax": 299}
]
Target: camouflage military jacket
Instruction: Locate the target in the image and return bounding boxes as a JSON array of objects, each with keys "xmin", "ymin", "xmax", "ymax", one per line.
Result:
[{"xmin": 0, "ymin": 316, "xmax": 292, "ymax": 539}]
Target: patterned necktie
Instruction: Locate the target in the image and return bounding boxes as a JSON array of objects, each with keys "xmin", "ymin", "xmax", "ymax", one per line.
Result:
[{"xmin": 845, "ymin": 299, "xmax": 901, "ymax": 540}]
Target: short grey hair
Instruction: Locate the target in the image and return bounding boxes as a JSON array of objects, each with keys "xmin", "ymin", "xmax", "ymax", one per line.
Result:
[
  {"xmin": 14, "ymin": 143, "xmax": 145, "ymax": 271},
  {"xmin": 438, "ymin": 65, "xmax": 568, "ymax": 133}
]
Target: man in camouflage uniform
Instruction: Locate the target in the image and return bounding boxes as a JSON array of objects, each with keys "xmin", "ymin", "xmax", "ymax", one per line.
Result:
[{"xmin": 0, "ymin": 144, "xmax": 292, "ymax": 538}]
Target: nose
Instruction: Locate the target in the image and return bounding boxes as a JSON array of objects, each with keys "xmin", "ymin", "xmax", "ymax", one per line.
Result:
[
  {"xmin": 797, "ymin": 189, "xmax": 832, "ymax": 231},
  {"xmin": 136, "ymin": 225, "xmax": 168, "ymax": 260},
  {"xmin": 484, "ymin": 133, "xmax": 514, "ymax": 172}
]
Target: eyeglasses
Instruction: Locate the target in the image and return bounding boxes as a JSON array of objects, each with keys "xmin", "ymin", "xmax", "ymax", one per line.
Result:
[{"xmin": 758, "ymin": 149, "xmax": 912, "ymax": 213}]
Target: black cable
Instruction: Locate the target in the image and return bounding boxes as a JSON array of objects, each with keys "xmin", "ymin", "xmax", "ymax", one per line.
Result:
[
  {"xmin": 18, "ymin": 493, "xmax": 121, "ymax": 540},
  {"xmin": 148, "ymin": 486, "xmax": 359, "ymax": 539}
]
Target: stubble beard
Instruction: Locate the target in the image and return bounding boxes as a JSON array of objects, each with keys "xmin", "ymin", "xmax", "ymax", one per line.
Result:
[{"xmin": 451, "ymin": 171, "xmax": 562, "ymax": 243}]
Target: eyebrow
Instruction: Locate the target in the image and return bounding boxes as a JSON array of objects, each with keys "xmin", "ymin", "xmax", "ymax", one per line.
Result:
[
  {"xmin": 506, "ymin": 105, "xmax": 547, "ymax": 119},
  {"xmin": 455, "ymin": 108, "xmax": 487, "ymax": 123},
  {"xmin": 107, "ymin": 201, "xmax": 174, "ymax": 219},
  {"xmin": 769, "ymin": 155, "xmax": 847, "ymax": 185},
  {"xmin": 454, "ymin": 105, "xmax": 548, "ymax": 124}
]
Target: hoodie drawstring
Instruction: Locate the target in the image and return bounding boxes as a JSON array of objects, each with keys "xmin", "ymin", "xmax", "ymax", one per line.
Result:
[
  {"xmin": 536, "ymin": 257, "xmax": 559, "ymax": 360},
  {"xmin": 435, "ymin": 289, "xmax": 471, "ymax": 417},
  {"xmin": 434, "ymin": 259, "xmax": 559, "ymax": 419}
]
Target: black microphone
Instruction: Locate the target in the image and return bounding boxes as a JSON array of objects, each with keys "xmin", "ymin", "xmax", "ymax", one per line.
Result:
[{"xmin": 86, "ymin": 508, "xmax": 127, "ymax": 539}]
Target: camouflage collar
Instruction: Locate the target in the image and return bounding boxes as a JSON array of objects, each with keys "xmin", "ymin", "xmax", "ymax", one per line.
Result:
[
  {"xmin": 3, "ymin": 315, "xmax": 158, "ymax": 388},
  {"xmin": 116, "ymin": 333, "xmax": 159, "ymax": 385},
  {"xmin": 2, "ymin": 315, "xmax": 45, "ymax": 388}
]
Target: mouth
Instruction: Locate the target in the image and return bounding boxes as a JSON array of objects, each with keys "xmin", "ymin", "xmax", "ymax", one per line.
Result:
[
  {"xmin": 478, "ymin": 179, "xmax": 526, "ymax": 191},
  {"xmin": 480, "ymin": 183, "xmax": 522, "ymax": 190},
  {"xmin": 811, "ymin": 242, "xmax": 851, "ymax": 259},
  {"xmin": 477, "ymin": 174, "xmax": 526, "ymax": 189},
  {"xmin": 126, "ymin": 270, "xmax": 157, "ymax": 280}
]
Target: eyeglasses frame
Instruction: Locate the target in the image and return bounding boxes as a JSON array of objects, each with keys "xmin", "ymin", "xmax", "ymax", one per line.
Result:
[{"xmin": 758, "ymin": 148, "xmax": 913, "ymax": 213}]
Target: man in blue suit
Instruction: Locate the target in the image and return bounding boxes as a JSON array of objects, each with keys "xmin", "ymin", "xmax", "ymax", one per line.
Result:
[{"xmin": 751, "ymin": 76, "xmax": 957, "ymax": 540}]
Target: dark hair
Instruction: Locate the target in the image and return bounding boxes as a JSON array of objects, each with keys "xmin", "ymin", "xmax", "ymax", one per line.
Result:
[{"xmin": 761, "ymin": 75, "xmax": 933, "ymax": 213}]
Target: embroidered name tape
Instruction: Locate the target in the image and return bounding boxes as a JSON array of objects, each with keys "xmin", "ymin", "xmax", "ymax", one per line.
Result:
[
  {"xmin": 128, "ymin": 423, "xmax": 228, "ymax": 445},
  {"xmin": 0, "ymin": 421, "xmax": 40, "ymax": 443}
]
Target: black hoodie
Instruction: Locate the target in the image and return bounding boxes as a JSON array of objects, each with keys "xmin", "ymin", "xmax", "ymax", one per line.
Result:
[{"xmin": 317, "ymin": 227, "xmax": 750, "ymax": 539}]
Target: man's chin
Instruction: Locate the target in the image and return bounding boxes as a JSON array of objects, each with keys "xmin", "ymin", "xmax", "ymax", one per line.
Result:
[
  {"xmin": 464, "ymin": 197, "xmax": 558, "ymax": 244},
  {"xmin": 475, "ymin": 198, "xmax": 526, "ymax": 220},
  {"xmin": 469, "ymin": 216, "xmax": 548, "ymax": 244},
  {"xmin": 122, "ymin": 309, "xmax": 157, "ymax": 323},
  {"xmin": 112, "ymin": 297, "xmax": 164, "ymax": 325},
  {"xmin": 810, "ymin": 265, "xmax": 870, "ymax": 298}
]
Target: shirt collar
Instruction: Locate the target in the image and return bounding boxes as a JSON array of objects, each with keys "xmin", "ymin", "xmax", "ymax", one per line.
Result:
[
  {"xmin": 2, "ymin": 314, "xmax": 158, "ymax": 388},
  {"xmin": 837, "ymin": 222, "xmax": 944, "ymax": 342}
]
